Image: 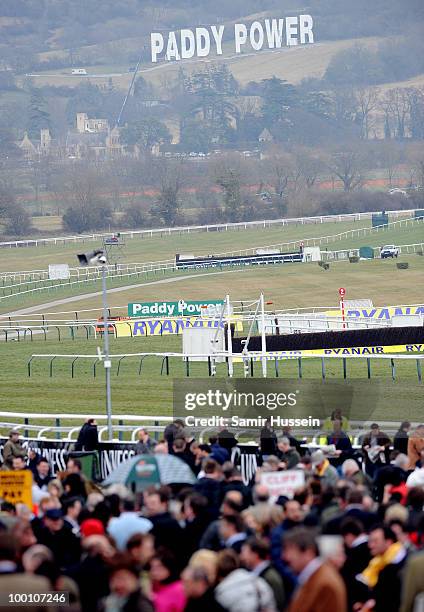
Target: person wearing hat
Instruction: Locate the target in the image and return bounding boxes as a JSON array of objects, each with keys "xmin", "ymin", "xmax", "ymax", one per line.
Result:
[
  {"xmin": 37, "ymin": 508, "xmax": 81, "ymax": 571},
  {"xmin": 3, "ymin": 430, "xmax": 26, "ymax": 470},
  {"xmin": 311, "ymin": 450, "xmax": 339, "ymax": 488}
]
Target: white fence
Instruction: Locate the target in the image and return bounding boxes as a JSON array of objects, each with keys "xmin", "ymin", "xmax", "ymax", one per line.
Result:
[{"xmin": 0, "ymin": 208, "xmax": 419, "ymax": 249}]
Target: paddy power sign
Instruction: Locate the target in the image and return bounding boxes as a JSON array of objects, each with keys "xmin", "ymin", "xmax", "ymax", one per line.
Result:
[
  {"xmin": 128, "ymin": 300, "xmax": 225, "ymax": 318},
  {"xmin": 150, "ymin": 15, "xmax": 314, "ymax": 63}
]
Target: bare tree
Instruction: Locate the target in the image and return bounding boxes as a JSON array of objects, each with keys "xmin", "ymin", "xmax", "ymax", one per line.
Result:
[
  {"xmin": 384, "ymin": 88, "xmax": 411, "ymax": 139},
  {"xmin": 355, "ymin": 88, "xmax": 379, "ymax": 139},
  {"xmin": 327, "ymin": 150, "xmax": 364, "ymax": 192}
]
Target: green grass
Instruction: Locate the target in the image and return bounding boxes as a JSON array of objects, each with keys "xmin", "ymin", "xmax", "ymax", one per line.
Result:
[
  {"xmin": 1, "ymin": 255, "xmax": 423, "ymax": 318},
  {"xmin": 0, "ymin": 335, "xmax": 422, "ymax": 424},
  {"xmin": 2, "ymin": 218, "xmax": 423, "ymax": 276}
]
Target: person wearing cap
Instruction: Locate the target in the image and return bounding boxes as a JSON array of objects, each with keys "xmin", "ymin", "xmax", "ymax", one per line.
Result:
[
  {"xmin": 3, "ymin": 430, "xmax": 26, "ymax": 470},
  {"xmin": 362, "ymin": 423, "xmax": 391, "ymax": 477},
  {"xmin": 37, "ymin": 508, "xmax": 81, "ymax": 571},
  {"xmin": 311, "ymin": 450, "xmax": 339, "ymax": 488}
]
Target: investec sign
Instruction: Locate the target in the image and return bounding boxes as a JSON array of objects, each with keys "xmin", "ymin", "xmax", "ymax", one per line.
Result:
[{"xmin": 128, "ymin": 300, "xmax": 224, "ymax": 318}]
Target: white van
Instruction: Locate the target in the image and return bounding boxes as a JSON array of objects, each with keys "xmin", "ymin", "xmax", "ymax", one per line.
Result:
[{"xmin": 71, "ymin": 68, "xmax": 87, "ymax": 75}]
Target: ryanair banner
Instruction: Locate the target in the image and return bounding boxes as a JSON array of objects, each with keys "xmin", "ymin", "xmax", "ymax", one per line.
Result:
[
  {"xmin": 115, "ymin": 316, "xmax": 243, "ymax": 338},
  {"xmin": 325, "ymin": 305, "xmax": 424, "ymax": 320},
  {"xmin": 233, "ymin": 343, "xmax": 424, "ymax": 361}
]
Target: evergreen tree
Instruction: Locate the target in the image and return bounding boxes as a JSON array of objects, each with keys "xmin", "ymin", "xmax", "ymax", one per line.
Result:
[{"xmin": 27, "ymin": 89, "xmax": 51, "ymax": 139}]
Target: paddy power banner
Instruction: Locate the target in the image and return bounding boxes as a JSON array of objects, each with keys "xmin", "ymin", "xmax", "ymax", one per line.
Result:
[
  {"xmin": 128, "ymin": 300, "xmax": 224, "ymax": 318},
  {"xmin": 115, "ymin": 316, "xmax": 243, "ymax": 337},
  {"xmin": 325, "ymin": 305, "xmax": 424, "ymax": 320},
  {"xmin": 232, "ymin": 343, "xmax": 424, "ymax": 361}
]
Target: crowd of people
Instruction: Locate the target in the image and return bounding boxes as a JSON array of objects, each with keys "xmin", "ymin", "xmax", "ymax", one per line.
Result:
[{"xmin": 0, "ymin": 415, "xmax": 424, "ymax": 612}]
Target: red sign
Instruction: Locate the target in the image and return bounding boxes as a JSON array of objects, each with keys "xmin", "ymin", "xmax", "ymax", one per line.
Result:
[{"xmin": 339, "ymin": 287, "xmax": 346, "ymax": 297}]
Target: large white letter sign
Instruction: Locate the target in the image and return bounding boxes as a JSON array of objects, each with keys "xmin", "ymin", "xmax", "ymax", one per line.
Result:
[
  {"xmin": 250, "ymin": 21, "xmax": 264, "ymax": 51},
  {"xmin": 166, "ymin": 31, "xmax": 180, "ymax": 60},
  {"xmin": 264, "ymin": 19, "xmax": 284, "ymax": 49},
  {"xmin": 211, "ymin": 25, "xmax": 225, "ymax": 55},
  {"xmin": 234, "ymin": 23, "xmax": 248, "ymax": 53},
  {"xmin": 180, "ymin": 29, "xmax": 195, "ymax": 59},
  {"xmin": 299, "ymin": 15, "xmax": 314, "ymax": 44},
  {"xmin": 151, "ymin": 33, "xmax": 164, "ymax": 62},
  {"xmin": 285, "ymin": 16, "xmax": 299, "ymax": 46},
  {"xmin": 196, "ymin": 27, "xmax": 211, "ymax": 57}
]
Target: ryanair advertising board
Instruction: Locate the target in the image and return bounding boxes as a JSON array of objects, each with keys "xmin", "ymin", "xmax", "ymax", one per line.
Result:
[
  {"xmin": 115, "ymin": 316, "xmax": 243, "ymax": 337},
  {"xmin": 233, "ymin": 344, "xmax": 424, "ymax": 361},
  {"xmin": 325, "ymin": 305, "xmax": 424, "ymax": 320}
]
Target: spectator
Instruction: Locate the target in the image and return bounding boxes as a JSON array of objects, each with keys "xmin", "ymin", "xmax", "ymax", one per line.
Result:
[
  {"xmin": 311, "ymin": 450, "xmax": 339, "ymax": 488},
  {"xmin": 182, "ymin": 565, "xmax": 225, "ymax": 611},
  {"xmin": 0, "ymin": 534, "xmax": 51, "ymax": 610},
  {"xmin": 172, "ymin": 437, "xmax": 195, "ymax": 470},
  {"xmin": 33, "ymin": 458, "xmax": 52, "ymax": 490},
  {"xmin": 356, "ymin": 524, "xmax": 408, "ymax": 612},
  {"xmin": 341, "ymin": 458, "xmax": 371, "ymax": 487},
  {"xmin": 218, "ymin": 514, "xmax": 247, "ymax": 554},
  {"xmin": 63, "ymin": 497, "xmax": 82, "ymax": 536},
  {"xmin": 164, "ymin": 419, "xmax": 185, "ymax": 454},
  {"xmin": 362, "ymin": 423, "xmax": 391, "ymax": 477},
  {"xmin": 407, "ymin": 424, "xmax": 424, "ymax": 469},
  {"xmin": 100, "ymin": 553, "xmax": 153, "ymax": 612},
  {"xmin": 326, "ymin": 419, "xmax": 353, "ymax": 465},
  {"xmin": 2, "ymin": 430, "xmax": 26, "ymax": 470},
  {"xmin": 144, "ymin": 487, "xmax": 184, "ymax": 560},
  {"xmin": 214, "ymin": 549, "xmax": 277, "ymax": 612},
  {"xmin": 135, "ymin": 428, "xmax": 157, "ymax": 455},
  {"xmin": 194, "ymin": 459, "xmax": 223, "ymax": 519},
  {"xmin": 394, "ymin": 421, "xmax": 411, "ymax": 455},
  {"xmin": 323, "ymin": 409, "xmax": 350, "ymax": 433},
  {"xmin": 276, "ymin": 436, "xmax": 301, "ymax": 469},
  {"xmin": 340, "ymin": 518, "xmax": 371, "ymax": 612},
  {"xmin": 208, "ymin": 438, "xmax": 230, "ymax": 465},
  {"xmin": 240, "ymin": 536, "xmax": 286, "ymax": 609},
  {"xmin": 217, "ymin": 428, "xmax": 237, "ymax": 454},
  {"xmin": 283, "ymin": 527, "xmax": 347, "ymax": 612},
  {"xmin": 36, "ymin": 508, "xmax": 81, "ymax": 571},
  {"xmin": 11, "ymin": 456, "xmax": 28, "ymax": 471},
  {"xmin": 126, "ymin": 532, "xmax": 155, "ymax": 570},
  {"xmin": 259, "ymin": 419, "xmax": 277, "ymax": 457},
  {"xmin": 182, "ymin": 493, "xmax": 210, "ymax": 559},
  {"xmin": 150, "ymin": 548, "xmax": 186, "ymax": 612},
  {"xmin": 108, "ymin": 498, "xmax": 152, "ymax": 551},
  {"xmin": 400, "ymin": 550, "xmax": 424, "ymax": 612},
  {"xmin": 75, "ymin": 418, "xmax": 99, "ymax": 452}
]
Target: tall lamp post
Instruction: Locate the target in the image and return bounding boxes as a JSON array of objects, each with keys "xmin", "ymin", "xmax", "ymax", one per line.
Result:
[{"xmin": 77, "ymin": 250, "xmax": 113, "ymax": 440}]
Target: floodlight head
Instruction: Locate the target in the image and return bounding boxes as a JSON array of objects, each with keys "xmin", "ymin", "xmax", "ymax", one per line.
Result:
[{"xmin": 77, "ymin": 250, "xmax": 107, "ymax": 266}]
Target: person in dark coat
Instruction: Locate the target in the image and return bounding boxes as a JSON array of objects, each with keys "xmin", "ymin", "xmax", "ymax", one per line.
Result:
[
  {"xmin": 37, "ymin": 508, "xmax": 81, "ymax": 571},
  {"xmin": 327, "ymin": 419, "xmax": 353, "ymax": 466},
  {"xmin": 143, "ymin": 487, "xmax": 184, "ymax": 564},
  {"xmin": 193, "ymin": 459, "xmax": 223, "ymax": 519},
  {"xmin": 354, "ymin": 525, "xmax": 408, "ymax": 612},
  {"xmin": 259, "ymin": 419, "xmax": 277, "ymax": 457},
  {"xmin": 217, "ymin": 428, "xmax": 237, "ymax": 453},
  {"xmin": 164, "ymin": 419, "xmax": 185, "ymax": 453},
  {"xmin": 75, "ymin": 418, "xmax": 98, "ymax": 451},
  {"xmin": 208, "ymin": 437, "xmax": 230, "ymax": 464},
  {"xmin": 100, "ymin": 554, "xmax": 153, "ymax": 612},
  {"xmin": 182, "ymin": 566, "xmax": 226, "ymax": 612},
  {"xmin": 182, "ymin": 493, "xmax": 211, "ymax": 561},
  {"xmin": 394, "ymin": 421, "xmax": 411, "ymax": 455},
  {"xmin": 361, "ymin": 423, "xmax": 391, "ymax": 477},
  {"xmin": 340, "ymin": 518, "xmax": 371, "ymax": 612}
]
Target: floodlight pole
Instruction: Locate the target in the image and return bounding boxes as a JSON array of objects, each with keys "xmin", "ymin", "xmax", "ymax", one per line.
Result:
[{"xmin": 102, "ymin": 266, "xmax": 113, "ymax": 440}]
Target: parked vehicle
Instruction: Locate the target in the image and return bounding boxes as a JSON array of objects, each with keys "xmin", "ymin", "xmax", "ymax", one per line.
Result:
[
  {"xmin": 380, "ymin": 244, "xmax": 399, "ymax": 258},
  {"xmin": 71, "ymin": 68, "xmax": 87, "ymax": 75}
]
